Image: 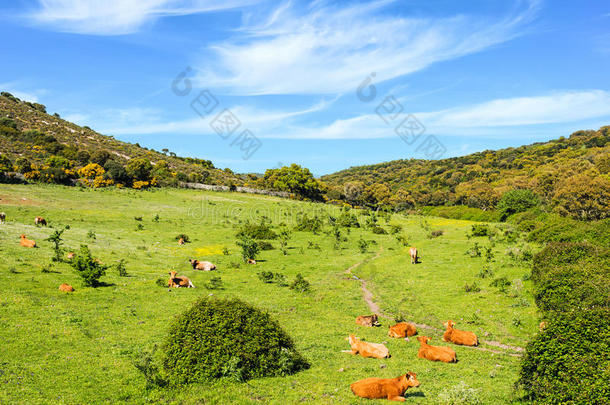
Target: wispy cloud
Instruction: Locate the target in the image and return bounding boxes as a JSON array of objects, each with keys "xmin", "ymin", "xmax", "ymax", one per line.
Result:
[
  {"xmin": 97, "ymin": 90, "xmax": 610, "ymax": 140},
  {"xmin": 197, "ymin": 0, "xmax": 540, "ymax": 95},
  {"xmin": 27, "ymin": 0, "xmax": 259, "ymax": 35},
  {"xmin": 0, "ymin": 83, "xmax": 46, "ymax": 103}
]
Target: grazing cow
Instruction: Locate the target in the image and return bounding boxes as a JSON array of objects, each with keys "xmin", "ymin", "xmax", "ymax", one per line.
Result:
[
  {"xmin": 20, "ymin": 234, "xmax": 36, "ymax": 248},
  {"xmin": 67, "ymin": 252, "xmax": 75, "ymax": 260},
  {"xmin": 388, "ymin": 322, "xmax": 417, "ymax": 338},
  {"xmin": 417, "ymin": 336, "xmax": 457, "ymax": 363},
  {"xmin": 189, "ymin": 259, "xmax": 216, "ymax": 271},
  {"xmin": 34, "ymin": 216, "xmax": 47, "ymax": 226},
  {"xmin": 178, "ymin": 238, "xmax": 185, "ymax": 245},
  {"xmin": 168, "ymin": 271, "xmax": 194, "ymax": 288},
  {"xmin": 0, "ymin": 212, "xmax": 5, "ymax": 223},
  {"xmin": 59, "ymin": 283, "xmax": 74, "ymax": 292},
  {"xmin": 247, "ymin": 259, "xmax": 256, "ymax": 265},
  {"xmin": 342, "ymin": 335, "xmax": 390, "ymax": 359},
  {"xmin": 442, "ymin": 320, "xmax": 478, "ymax": 346},
  {"xmin": 350, "ymin": 372, "xmax": 420, "ymax": 401},
  {"xmin": 356, "ymin": 314, "xmax": 381, "ymax": 327},
  {"xmin": 409, "ymin": 247, "xmax": 418, "ymax": 264}
]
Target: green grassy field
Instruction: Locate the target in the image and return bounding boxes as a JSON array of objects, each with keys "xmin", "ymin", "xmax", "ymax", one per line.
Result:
[{"xmin": 0, "ymin": 184, "xmax": 539, "ymax": 404}]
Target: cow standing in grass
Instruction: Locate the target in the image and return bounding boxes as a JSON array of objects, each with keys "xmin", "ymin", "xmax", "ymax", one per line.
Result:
[
  {"xmin": 409, "ymin": 247, "xmax": 418, "ymax": 264},
  {"xmin": 34, "ymin": 216, "xmax": 47, "ymax": 226},
  {"xmin": 0, "ymin": 212, "xmax": 5, "ymax": 223}
]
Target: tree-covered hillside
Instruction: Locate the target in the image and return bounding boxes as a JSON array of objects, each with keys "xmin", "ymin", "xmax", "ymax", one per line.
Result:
[
  {"xmin": 0, "ymin": 92, "xmax": 245, "ymax": 188},
  {"xmin": 322, "ymin": 127, "xmax": 610, "ymax": 220}
]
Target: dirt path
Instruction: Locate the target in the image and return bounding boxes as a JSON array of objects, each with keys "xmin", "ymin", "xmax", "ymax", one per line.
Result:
[{"xmin": 344, "ymin": 248, "xmax": 525, "ymax": 357}]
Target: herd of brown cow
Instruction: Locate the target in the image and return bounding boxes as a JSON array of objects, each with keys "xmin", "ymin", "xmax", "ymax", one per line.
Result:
[
  {"xmin": 7, "ymin": 212, "xmax": 478, "ymax": 400},
  {"xmin": 348, "ymin": 312, "xmax": 478, "ymax": 400}
]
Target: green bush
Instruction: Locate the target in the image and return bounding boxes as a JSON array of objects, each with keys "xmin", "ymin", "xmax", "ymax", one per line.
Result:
[
  {"xmin": 421, "ymin": 205, "xmax": 501, "ymax": 222},
  {"xmin": 290, "ymin": 273, "xmax": 311, "ymax": 293},
  {"xmin": 236, "ymin": 235, "xmax": 260, "ymax": 262},
  {"xmin": 70, "ymin": 245, "xmax": 108, "ymax": 287},
  {"xmin": 336, "ymin": 211, "xmax": 360, "ymax": 228},
  {"xmin": 470, "ymin": 224, "xmax": 489, "ymax": 237},
  {"xmin": 370, "ymin": 225, "xmax": 387, "ymax": 235},
  {"xmin": 294, "ymin": 214, "xmax": 323, "ymax": 233},
  {"xmin": 497, "ymin": 189, "xmax": 539, "ymax": 219},
  {"xmin": 531, "ymin": 242, "xmax": 603, "ymax": 282},
  {"xmin": 518, "ymin": 308, "xmax": 610, "ymax": 404},
  {"xmin": 161, "ymin": 297, "xmax": 308, "ymax": 384},
  {"xmin": 257, "ymin": 271, "xmax": 274, "ymax": 283},
  {"xmin": 236, "ymin": 221, "xmax": 277, "ymax": 240}
]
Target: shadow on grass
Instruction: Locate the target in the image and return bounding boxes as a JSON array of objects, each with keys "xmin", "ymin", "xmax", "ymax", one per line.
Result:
[{"xmin": 406, "ymin": 391, "xmax": 425, "ymax": 398}]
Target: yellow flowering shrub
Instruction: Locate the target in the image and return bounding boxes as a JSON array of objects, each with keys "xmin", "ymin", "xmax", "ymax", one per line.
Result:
[{"xmin": 78, "ymin": 163, "xmax": 105, "ymax": 179}]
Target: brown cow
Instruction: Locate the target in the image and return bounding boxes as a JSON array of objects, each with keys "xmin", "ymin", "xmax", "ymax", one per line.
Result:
[
  {"xmin": 342, "ymin": 335, "xmax": 390, "ymax": 359},
  {"xmin": 0, "ymin": 212, "xmax": 5, "ymax": 223},
  {"xmin": 178, "ymin": 238, "xmax": 185, "ymax": 245},
  {"xmin": 20, "ymin": 234, "xmax": 36, "ymax": 248},
  {"xmin": 356, "ymin": 314, "xmax": 381, "ymax": 327},
  {"xmin": 247, "ymin": 258, "xmax": 256, "ymax": 265},
  {"xmin": 409, "ymin": 247, "xmax": 418, "ymax": 264},
  {"xmin": 417, "ymin": 336, "xmax": 457, "ymax": 363},
  {"xmin": 34, "ymin": 216, "xmax": 47, "ymax": 226},
  {"xmin": 59, "ymin": 283, "xmax": 74, "ymax": 292},
  {"xmin": 67, "ymin": 252, "xmax": 75, "ymax": 260},
  {"xmin": 539, "ymin": 321, "xmax": 548, "ymax": 331},
  {"xmin": 168, "ymin": 271, "xmax": 194, "ymax": 288},
  {"xmin": 351, "ymin": 372, "xmax": 420, "ymax": 401},
  {"xmin": 442, "ymin": 320, "xmax": 478, "ymax": 346},
  {"xmin": 189, "ymin": 259, "xmax": 216, "ymax": 271},
  {"xmin": 388, "ymin": 322, "xmax": 417, "ymax": 338}
]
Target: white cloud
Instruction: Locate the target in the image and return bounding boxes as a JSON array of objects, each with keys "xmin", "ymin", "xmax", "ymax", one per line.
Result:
[
  {"xmin": 0, "ymin": 83, "xmax": 45, "ymax": 102},
  {"xmin": 197, "ymin": 0, "xmax": 540, "ymax": 95},
  {"xmin": 95, "ymin": 90, "xmax": 610, "ymax": 140},
  {"xmin": 27, "ymin": 0, "xmax": 259, "ymax": 35}
]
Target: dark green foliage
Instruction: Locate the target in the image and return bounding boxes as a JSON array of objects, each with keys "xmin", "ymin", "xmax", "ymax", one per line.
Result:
[
  {"xmin": 70, "ymin": 245, "xmax": 107, "ymax": 287},
  {"xmin": 531, "ymin": 242, "xmax": 602, "ymax": 282},
  {"xmin": 15, "ymin": 157, "xmax": 32, "ymax": 174},
  {"xmin": 161, "ymin": 297, "xmax": 308, "ymax": 384},
  {"xmin": 257, "ymin": 271, "xmax": 274, "ymax": 283},
  {"xmin": 294, "ymin": 214, "xmax": 322, "ymax": 233},
  {"xmin": 115, "ymin": 259, "xmax": 128, "ymax": 277},
  {"xmin": 90, "ymin": 150, "xmax": 111, "ymax": 166},
  {"xmin": 0, "ymin": 154, "xmax": 12, "ymax": 173},
  {"xmin": 370, "ymin": 225, "xmax": 387, "ymax": 235},
  {"xmin": 517, "ymin": 308, "xmax": 610, "ymax": 404},
  {"xmin": 44, "ymin": 227, "xmax": 66, "ymax": 262},
  {"xmin": 490, "ymin": 277, "xmax": 511, "ymax": 293},
  {"xmin": 336, "ymin": 211, "xmax": 360, "ymax": 228},
  {"xmin": 155, "ymin": 277, "xmax": 167, "ymax": 287},
  {"xmin": 466, "ymin": 242, "xmax": 482, "ymax": 257},
  {"xmin": 497, "ymin": 189, "xmax": 539, "ymax": 219},
  {"xmin": 257, "ymin": 241, "xmax": 274, "ymax": 250},
  {"xmin": 236, "ymin": 235, "xmax": 260, "ymax": 262},
  {"xmin": 289, "ymin": 273, "xmax": 310, "ymax": 293},
  {"xmin": 470, "ymin": 224, "xmax": 489, "ymax": 237},
  {"xmin": 389, "ymin": 224, "xmax": 402, "ymax": 234},
  {"xmin": 104, "ymin": 160, "xmax": 130, "ymax": 184},
  {"xmin": 464, "ymin": 282, "xmax": 481, "ymax": 293},
  {"xmin": 236, "ymin": 221, "xmax": 277, "ymax": 240},
  {"xmin": 261, "ymin": 164, "xmax": 324, "ymax": 201},
  {"xmin": 357, "ymin": 238, "xmax": 369, "ymax": 253}
]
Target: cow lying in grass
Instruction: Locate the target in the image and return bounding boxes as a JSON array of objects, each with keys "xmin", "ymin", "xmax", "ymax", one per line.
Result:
[
  {"xmin": 168, "ymin": 271, "xmax": 194, "ymax": 288},
  {"xmin": 20, "ymin": 234, "xmax": 36, "ymax": 248},
  {"xmin": 34, "ymin": 216, "xmax": 47, "ymax": 226},
  {"xmin": 442, "ymin": 320, "xmax": 478, "ymax": 346},
  {"xmin": 178, "ymin": 238, "xmax": 185, "ymax": 245},
  {"xmin": 247, "ymin": 258, "xmax": 256, "ymax": 264},
  {"xmin": 189, "ymin": 259, "xmax": 216, "ymax": 271},
  {"xmin": 409, "ymin": 247, "xmax": 418, "ymax": 264},
  {"xmin": 388, "ymin": 322, "xmax": 417, "ymax": 338},
  {"xmin": 59, "ymin": 283, "xmax": 74, "ymax": 292},
  {"xmin": 356, "ymin": 314, "xmax": 381, "ymax": 327},
  {"xmin": 417, "ymin": 336, "xmax": 457, "ymax": 363},
  {"xmin": 351, "ymin": 372, "xmax": 420, "ymax": 401},
  {"xmin": 343, "ymin": 335, "xmax": 390, "ymax": 359}
]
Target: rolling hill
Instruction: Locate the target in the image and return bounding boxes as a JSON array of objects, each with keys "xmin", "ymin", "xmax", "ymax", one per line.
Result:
[{"xmin": 0, "ymin": 91, "xmax": 245, "ymax": 187}]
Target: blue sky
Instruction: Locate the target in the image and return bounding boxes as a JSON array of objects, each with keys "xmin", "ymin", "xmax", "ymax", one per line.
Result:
[{"xmin": 1, "ymin": 0, "xmax": 609, "ymax": 175}]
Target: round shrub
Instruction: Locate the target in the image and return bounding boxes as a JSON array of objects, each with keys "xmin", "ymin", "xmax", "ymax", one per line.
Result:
[
  {"xmin": 497, "ymin": 189, "xmax": 539, "ymax": 219},
  {"xmin": 162, "ymin": 297, "xmax": 308, "ymax": 384}
]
